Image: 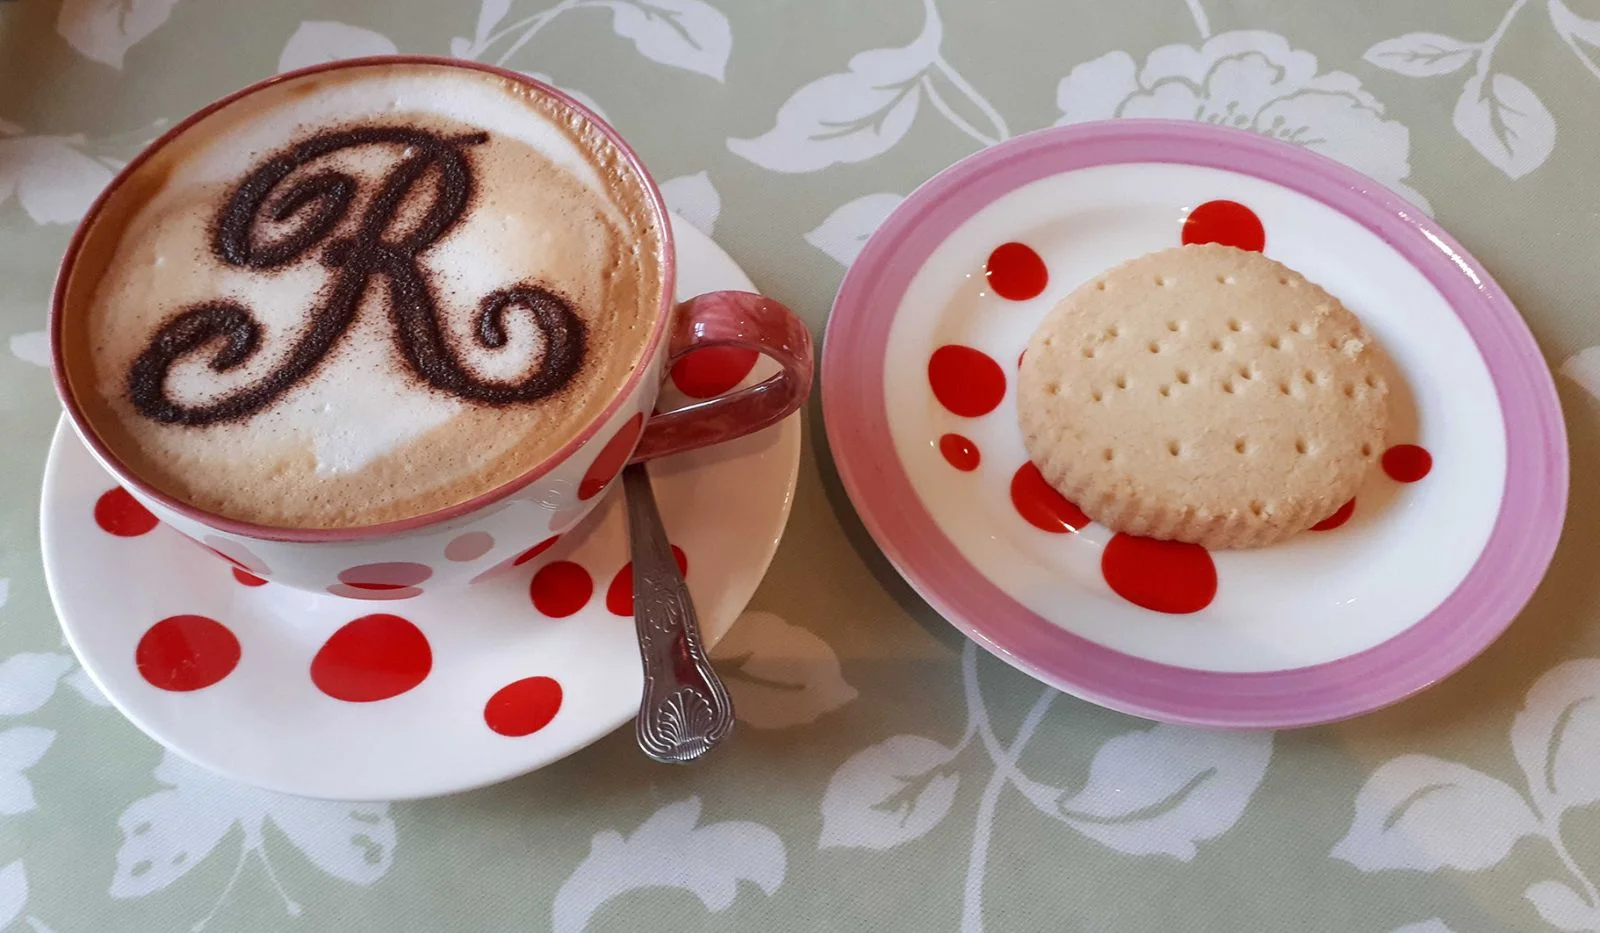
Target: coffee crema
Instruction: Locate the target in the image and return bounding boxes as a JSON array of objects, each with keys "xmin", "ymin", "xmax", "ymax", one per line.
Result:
[{"xmin": 60, "ymin": 63, "xmax": 665, "ymax": 529}]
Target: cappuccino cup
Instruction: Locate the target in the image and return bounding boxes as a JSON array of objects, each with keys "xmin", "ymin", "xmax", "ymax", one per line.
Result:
[{"xmin": 50, "ymin": 56, "xmax": 812, "ymax": 597}]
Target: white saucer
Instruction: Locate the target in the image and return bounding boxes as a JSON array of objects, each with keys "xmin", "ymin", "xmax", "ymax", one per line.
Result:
[{"xmin": 41, "ymin": 217, "xmax": 801, "ymax": 800}]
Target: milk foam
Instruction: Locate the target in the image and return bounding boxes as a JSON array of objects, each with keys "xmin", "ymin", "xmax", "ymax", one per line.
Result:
[{"xmin": 63, "ymin": 63, "xmax": 665, "ymax": 527}]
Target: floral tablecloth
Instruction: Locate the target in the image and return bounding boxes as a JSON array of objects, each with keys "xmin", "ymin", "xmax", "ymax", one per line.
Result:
[{"xmin": 4, "ymin": 0, "xmax": 1600, "ymax": 930}]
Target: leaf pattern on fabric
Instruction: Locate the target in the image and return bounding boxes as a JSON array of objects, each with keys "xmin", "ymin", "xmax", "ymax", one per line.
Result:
[
  {"xmin": 277, "ymin": 22, "xmax": 399, "ymax": 73},
  {"xmin": 1055, "ymin": 725, "xmax": 1272, "ymax": 860},
  {"xmin": 0, "ymin": 134, "xmax": 115, "ymax": 224},
  {"xmin": 109, "ymin": 752, "xmax": 395, "ymax": 930},
  {"xmin": 56, "ymin": 0, "xmax": 179, "ymax": 69},
  {"xmin": 711, "ymin": 610, "xmax": 857, "ymax": 729},
  {"xmin": 1055, "ymin": 31, "xmax": 1432, "ymax": 211},
  {"xmin": 551, "ymin": 796, "xmax": 784, "ymax": 933},
  {"xmin": 727, "ymin": 0, "xmax": 943, "ymax": 172},
  {"xmin": 820, "ymin": 735, "xmax": 962, "ymax": 850},
  {"xmin": 1341, "ymin": 660, "xmax": 1600, "ymax": 928}
]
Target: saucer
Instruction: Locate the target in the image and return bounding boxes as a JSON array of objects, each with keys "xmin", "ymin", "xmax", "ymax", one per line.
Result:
[
  {"xmin": 42, "ymin": 217, "xmax": 801, "ymax": 799},
  {"xmin": 823, "ymin": 121, "xmax": 1567, "ymax": 728}
]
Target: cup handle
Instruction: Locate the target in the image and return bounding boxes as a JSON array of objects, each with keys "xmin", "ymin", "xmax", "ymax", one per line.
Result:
[{"xmin": 630, "ymin": 290, "xmax": 814, "ymax": 462}]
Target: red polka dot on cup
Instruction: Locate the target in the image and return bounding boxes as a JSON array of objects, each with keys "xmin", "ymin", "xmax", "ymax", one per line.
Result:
[
  {"xmin": 471, "ymin": 535, "xmax": 563, "ymax": 585},
  {"xmin": 548, "ymin": 501, "xmax": 591, "ymax": 535},
  {"xmin": 200, "ymin": 535, "xmax": 271, "ymax": 576},
  {"xmin": 232, "ymin": 568, "xmax": 268, "ymax": 587},
  {"xmin": 445, "ymin": 531, "xmax": 495, "ymax": 562},
  {"xmin": 580, "ymin": 412, "xmax": 646, "ymax": 501},
  {"xmin": 327, "ymin": 562, "xmax": 432, "ymax": 600},
  {"xmin": 311, "ymin": 614, "xmax": 432, "ymax": 702}
]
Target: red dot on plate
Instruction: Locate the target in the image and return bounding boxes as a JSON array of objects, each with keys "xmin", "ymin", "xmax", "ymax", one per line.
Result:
[
  {"xmin": 928, "ymin": 345, "xmax": 1006, "ymax": 417},
  {"xmin": 1182, "ymin": 200, "xmax": 1266, "ymax": 252},
  {"xmin": 1101, "ymin": 534, "xmax": 1217, "ymax": 614},
  {"xmin": 1010, "ymin": 463, "xmax": 1089, "ymax": 533},
  {"xmin": 580, "ymin": 412, "xmax": 646, "ymax": 500},
  {"xmin": 1382, "ymin": 444, "xmax": 1433, "ymax": 483},
  {"xmin": 986, "ymin": 242, "xmax": 1049, "ymax": 301},
  {"xmin": 95, "ymin": 488, "xmax": 158, "ymax": 537},
  {"xmin": 311, "ymin": 614, "xmax": 431, "ymax": 702},
  {"xmin": 484, "ymin": 676, "xmax": 564, "ymax": 737},
  {"xmin": 1311, "ymin": 498, "xmax": 1357, "ymax": 532},
  {"xmin": 136, "ymin": 615, "xmax": 240, "ymax": 692},
  {"xmin": 607, "ymin": 546, "xmax": 688, "ymax": 616},
  {"xmin": 671, "ymin": 346, "xmax": 760, "ymax": 399},
  {"xmin": 514, "ymin": 535, "xmax": 562, "ymax": 567},
  {"xmin": 232, "ymin": 567, "xmax": 267, "ymax": 587},
  {"xmin": 530, "ymin": 561, "xmax": 593, "ymax": 618},
  {"xmin": 939, "ymin": 434, "xmax": 981, "ymax": 471}
]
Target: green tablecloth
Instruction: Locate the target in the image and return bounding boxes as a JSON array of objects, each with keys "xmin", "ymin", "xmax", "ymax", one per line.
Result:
[{"xmin": 4, "ymin": 1, "xmax": 1600, "ymax": 930}]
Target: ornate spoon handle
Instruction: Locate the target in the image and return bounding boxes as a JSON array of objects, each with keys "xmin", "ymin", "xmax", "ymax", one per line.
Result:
[{"xmin": 622, "ymin": 463, "xmax": 734, "ymax": 762}]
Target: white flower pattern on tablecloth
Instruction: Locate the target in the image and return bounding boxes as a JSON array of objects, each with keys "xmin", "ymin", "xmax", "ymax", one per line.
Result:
[
  {"xmin": 727, "ymin": 0, "xmax": 1007, "ymax": 173},
  {"xmin": 786, "ymin": 19, "xmax": 1435, "ymax": 267},
  {"xmin": 1055, "ymin": 31, "xmax": 1432, "ymax": 213},
  {"xmin": 0, "ymin": 577, "xmax": 88, "ymax": 933},
  {"xmin": 820, "ymin": 643, "xmax": 1273, "ymax": 931},
  {"xmin": 710, "ymin": 610, "xmax": 858, "ymax": 729},
  {"xmin": 552, "ymin": 796, "xmax": 785, "ymax": 932},
  {"xmin": 805, "ymin": 193, "xmax": 905, "ymax": 268},
  {"xmin": 55, "ymin": 0, "xmax": 178, "ymax": 69},
  {"xmin": 1363, "ymin": 1, "xmax": 1600, "ymax": 180},
  {"xmin": 448, "ymin": 0, "xmax": 731, "ymax": 83},
  {"xmin": 661, "ymin": 171, "xmax": 722, "ymax": 237},
  {"xmin": 1337, "ymin": 659, "xmax": 1600, "ymax": 932},
  {"xmin": 1562, "ymin": 348, "xmax": 1600, "ymax": 404},
  {"xmin": 277, "ymin": 22, "xmax": 399, "ymax": 73},
  {"xmin": 0, "ymin": 124, "xmax": 117, "ymax": 225},
  {"xmin": 6, "ymin": 332, "xmax": 50, "ymax": 368},
  {"xmin": 109, "ymin": 751, "xmax": 397, "ymax": 932}
]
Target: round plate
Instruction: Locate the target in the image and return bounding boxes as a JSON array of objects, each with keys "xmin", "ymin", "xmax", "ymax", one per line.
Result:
[
  {"xmin": 43, "ymin": 217, "xmax": 801, "ymax": 799},
  {"xmin": 823, "ymin": 120, "xmax": 1567, "ymax": 729}
]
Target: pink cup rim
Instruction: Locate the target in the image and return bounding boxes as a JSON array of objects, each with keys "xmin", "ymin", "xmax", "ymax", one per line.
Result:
[{"xmin": 49, "ymin": 55, "xmax": 677, "ymax": 544}]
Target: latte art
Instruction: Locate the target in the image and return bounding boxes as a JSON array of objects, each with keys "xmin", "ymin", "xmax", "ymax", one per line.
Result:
[
  {"xmin": 59, "ymin": 62, "xmax": 665, "ymax": 529},
  {"xmin": 127, "ymin": 126, "xmax": 586, "ymax": 426}
]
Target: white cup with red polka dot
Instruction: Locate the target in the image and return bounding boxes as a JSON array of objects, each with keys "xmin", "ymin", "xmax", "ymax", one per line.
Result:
[{"xmin": 50, "ymin": 56, "xmax": 814, "ymax": 599}]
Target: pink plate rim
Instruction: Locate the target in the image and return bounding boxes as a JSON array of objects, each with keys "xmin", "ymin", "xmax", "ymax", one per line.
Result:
[{"xmin": 821, "ymin": 119, "xmax": 1569, "ymax": 729}]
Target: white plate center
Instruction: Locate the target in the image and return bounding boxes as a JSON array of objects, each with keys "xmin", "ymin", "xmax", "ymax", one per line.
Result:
[{"xmin": 885, "ymin": 162, "xmax": 1506, "ymax": 673}]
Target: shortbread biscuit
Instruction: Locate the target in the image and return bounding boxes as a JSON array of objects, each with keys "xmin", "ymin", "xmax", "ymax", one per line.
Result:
[{"xmin": 1017, "ymin": 244, "xmax": 1388, "ymax": 549}]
